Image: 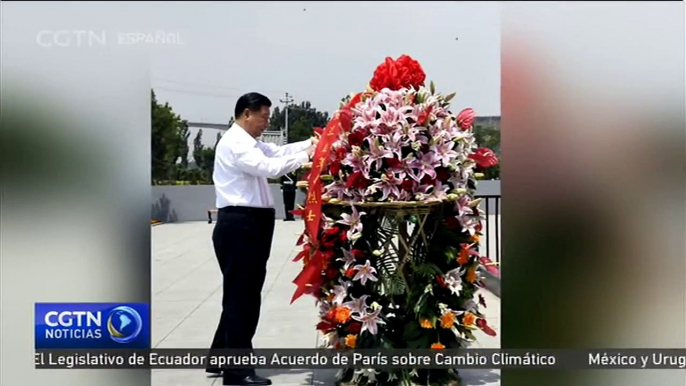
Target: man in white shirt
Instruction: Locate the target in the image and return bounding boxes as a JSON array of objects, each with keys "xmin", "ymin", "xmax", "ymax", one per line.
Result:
[{"xmin": 207, "ymin": 92, "xmax": 315, "ymax": 386}]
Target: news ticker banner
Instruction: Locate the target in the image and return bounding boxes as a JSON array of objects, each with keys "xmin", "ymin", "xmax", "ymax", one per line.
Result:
[{"xmin": 34, "ymin": 349, "xmax": 686, "ymax": 370}]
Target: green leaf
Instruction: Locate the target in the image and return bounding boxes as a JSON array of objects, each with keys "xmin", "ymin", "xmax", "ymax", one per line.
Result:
[
  {"xmin": 403, "ymin": 321, "xmax": 423, "ymax": 342},
  {"xmin": 407, "ymin": 333, "xmax": 432, "ymax": 349},
  {"xmin": 381, "ymin": 274, "xmax": 406, "ymax": 296},
  {"xmin": 445, "ymin": 246, "xmax": 457, "ymax": 262},
  {"xmin": 430, "ymin": 80, "xmax": 436, "ymax": 94},
  {"xmin": 414, "ymin": 292, "xmax": 428, "ymax": 314},
  {"xmin": 414, "ymin": 262, "xmax": 443, "ymax": 279}
]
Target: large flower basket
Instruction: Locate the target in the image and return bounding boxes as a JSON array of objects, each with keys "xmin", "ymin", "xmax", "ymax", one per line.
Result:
[{"xmin": 290, "ymin": 55, "xmax": 499, "ymax": 386}]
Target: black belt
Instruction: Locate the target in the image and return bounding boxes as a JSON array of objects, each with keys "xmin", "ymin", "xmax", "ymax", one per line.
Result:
[{"xmin": 219, "ymin": 206, "xmax": 275, "ymax": 216}]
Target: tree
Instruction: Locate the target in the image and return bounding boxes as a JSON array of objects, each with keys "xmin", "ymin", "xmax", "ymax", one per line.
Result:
[
  {"xmin": 151, "ymin": 89, "xmax": 189, "ymax": 182},
  {"xmin": 179, "ymin": 124, "xmax": 190, "ymax": 169},
  {"xmin": 472, "ymin": 125, "xmax": 500, "ymax": 154},
  {"xmin": 192, "ymin": 129, "xmax": 218, "ymax": 184},
  {"xmin": 269, "ymin": 101, "xmax": 330, "ymax": 143}
]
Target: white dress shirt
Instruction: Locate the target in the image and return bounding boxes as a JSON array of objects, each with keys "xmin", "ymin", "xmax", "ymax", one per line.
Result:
[{"xmin": 213, "ymin": 122, "xmax": 311, "ymax": 209}]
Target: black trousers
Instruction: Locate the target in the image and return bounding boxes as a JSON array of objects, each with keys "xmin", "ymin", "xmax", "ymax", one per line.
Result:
[
  {"xmin": 283, "ymin": 189, "xmax": 295, "ymax": 219},
  {"xmin": 209, "ymin": 206, "xmax": 275, "ymax": 380}
]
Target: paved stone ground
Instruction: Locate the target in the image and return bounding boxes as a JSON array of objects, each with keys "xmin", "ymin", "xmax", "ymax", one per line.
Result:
[{"xmin": 151, "ymin": 221, "xmax": 500, "ymax": 386}]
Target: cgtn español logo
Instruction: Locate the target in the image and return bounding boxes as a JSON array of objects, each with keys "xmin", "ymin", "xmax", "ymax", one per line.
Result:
[{"xmin": 35, "ymin": 303, "xmax": 150, "ymax": 349}]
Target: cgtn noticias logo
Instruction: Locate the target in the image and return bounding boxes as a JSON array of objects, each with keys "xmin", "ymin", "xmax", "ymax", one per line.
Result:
[{"xmin": 35, "ymin": 303, "xmax": 149, "ymax": 349}]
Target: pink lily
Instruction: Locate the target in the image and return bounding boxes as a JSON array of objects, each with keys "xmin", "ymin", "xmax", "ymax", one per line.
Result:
[
  {"xmin": 363, "ymin": 137, "xmax": 394, "ymax": 171},
  {"xmin": 352, "ymin": 306, "xmax": 385, "ymax": 335},
  {"xmin": 352, "ymin": 260, "xmax": 378, "ymax": 286},
  {"xmin": 431, "ymin": 141, "xmax": 459, "ymax": 167},
  {"xmin": 343, "ymin": 294, "xmax": 370, "ymax": 315},
  {"xmin": 336, "ymin": 206, "xmax": 366, "ymax": 241},
  {"xmin": 367, "ymin": 173, "xmax": 401, "ymax": 201}
]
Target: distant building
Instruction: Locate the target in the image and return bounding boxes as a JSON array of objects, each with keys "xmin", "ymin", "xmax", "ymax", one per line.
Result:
[{"xmin": 260, "ymin": 130, "xmax": 286, "ymax": 145}]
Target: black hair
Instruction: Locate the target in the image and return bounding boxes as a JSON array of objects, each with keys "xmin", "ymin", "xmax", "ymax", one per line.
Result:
[{"xmin": 234, "ymin": 92, "xmax": 272, "ymax": 118}]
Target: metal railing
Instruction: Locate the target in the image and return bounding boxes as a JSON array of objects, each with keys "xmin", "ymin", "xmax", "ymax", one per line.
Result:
[{"xmin": 474, "ymin": 194, "xmax": 501, "ymax": 265}]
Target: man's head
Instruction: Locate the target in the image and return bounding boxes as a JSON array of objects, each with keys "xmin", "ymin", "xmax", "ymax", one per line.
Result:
[{"xmin": 234, "ymin": 92, "xmax": 272, "ymax": 138}]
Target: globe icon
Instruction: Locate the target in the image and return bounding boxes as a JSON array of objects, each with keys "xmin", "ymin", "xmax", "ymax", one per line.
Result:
[{"xmin": 107, "ymin": 306, "xmax": 143, "ymax": 344}]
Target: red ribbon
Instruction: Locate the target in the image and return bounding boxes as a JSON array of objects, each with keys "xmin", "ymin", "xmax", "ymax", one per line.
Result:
[{"xmin": 290, "ymin": 95, "xmax": 359, "ymax": 304}]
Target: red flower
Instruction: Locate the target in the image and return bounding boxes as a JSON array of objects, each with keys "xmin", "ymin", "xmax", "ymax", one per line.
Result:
[
  {"xmin": 435, "ymin": 167, "xmax": 451, "ymax": 182},
  {"xmin": 347, "ymin": 92, "xmax": 372, "ymax": 109},
  {"xmin": 469, "ymin": 148, "xmax": 499, "ymax": 168},
  {"xmin": 400, "ymin": 179, "xmax": 415, "ymax": 192},
  {"xmin": 336, "ymin": 147, "xmax": 347, "ymax": 160},
  {"xmin": 325, "ymin": 266, "xmax": 339, "ymax": 280},
  {"xmin": 329, "ymin": 161, "xmax": 341, "ymax": 176},
  {"xmin": 346, "ymin": 172, "xmax": 369, "ymax": 189},
  {"xmin": 321, "ymin": 249, "xmax": 335, "ymax": 261},
  {"xmin": 348, "ymin": 131, "xmax": 366, "ymax": 147},
  {"xmin": 293, "ymin": 244, "xmax": 311, "ymax": 262},
  {"xmin": 435, "ymin": 274, "xmax": 447, "ymax": 288},
  {"xmin": 420, "ymin": 174, "xmax": 435, "ymax": 186},
  {"xmin": 345, "ymin": 268, "xmax": 355, "ymax": 278},
  {"xmin": 352, "ymin": 249, "xmax": 366, "ymax": 258},
  {"xmin": 456, "ymin": 108, "xmax": 475, "ymax": 130},
  {"xmin": 348, "ymin": 93, "xmax": 363, "ymax": 107},
  {"xmin": 339, "ymin": 231, "xmax": 348, "ymax": 243},
  {"xmin": 369, "ymin": 55, "xmax": 426, "ymax": 91},
  {"xmin": 395, "ymin": 55, "xmax": 426, "ymax": 89},
  {"xmin": 418, "ymin": 105, "xmax": 434, "ymax": 126},
  {"xmin": 317, "ymin": 320, "xmax": 336, "ymax": 332},
  {"xmin": 476, "ymin": 318, "xmax": 497, "ymax": 337},
  {"xmin": 324, "ymin": 227, "xmax": 340, "ymax": 237},
  {"xmin": 347, "ymin": 322, "xmax": 362, "ymax": 334},
  {"xmin": 385, "ymin": 157, "xmax": 401, "ymax": 169},
  {"xmin": 445, "ymin": 216, "xmax": 459, "ymax": 230},
  {"xmin": 322, "ymin": 228, "xmax": 340, "ymax": 247},
  {"xmin": 339, "ymin": 109, "xmax": 354, "ymax": 132}
]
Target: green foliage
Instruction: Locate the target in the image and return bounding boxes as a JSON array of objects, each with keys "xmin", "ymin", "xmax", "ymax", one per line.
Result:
[
  {"xmin": 413, "ymin": 262, "xmax": 443, "ymax": 279},
  {"xmin": 472, "ymin": 125, "xmax": 499, "ymax": 151},
  {"xmin": 269, "ymin": 101, "xmax": 330, "ymax": 143},
  {"xmin": 192, "ymin": 129, "xmax": 219, "ymax": 184},
  {"xmin": 151, "ymin": 90, "xmax": 190, "ymax": 182},
  {"xmin": 381, "ymin": 275, "xmax": 406, "ymax": 297},
  {"xmin": 151, "ymin": 89, "xmax": 223, "ymax": 185}
]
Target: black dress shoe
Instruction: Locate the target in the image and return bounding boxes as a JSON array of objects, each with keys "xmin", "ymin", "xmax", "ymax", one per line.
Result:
[
  {"xmin": 205, "ymin": 367, "xmax": 222, "ymax": 376},
  {"xmin": 223, "ymin": 374, "xmax": 272, "ymax": 385}
]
